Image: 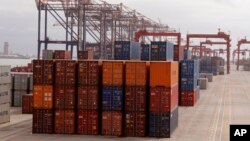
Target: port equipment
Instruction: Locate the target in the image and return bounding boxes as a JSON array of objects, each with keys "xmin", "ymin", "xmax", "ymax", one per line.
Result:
[
  {"xmin": 189, "ymin": 45, "xmax": 206, "ymax": 57},
  {"xmin": 236, "ymin": 38, "xmax": 250, "ymax": 70},
  {"xmin": 233, "ymin": 49, "xmax": 249, "ymax": 65},
  {"xmin": 186, "ymin": 31, "xmax": 231, "ymax": 74},
  {"xmin": 35, "ymin": 0, "xmax": 170, "ymax": 59}
]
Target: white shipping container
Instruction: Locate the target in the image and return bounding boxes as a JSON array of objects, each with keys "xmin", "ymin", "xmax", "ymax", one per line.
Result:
[
  {"xmin": 0, "ymin": 103, "xmax": 10, "ymax": 124},
  {"xmin": 0, "ymin": 84, "xmax": 11, "ymax": 104},
  {"xmin": 0, "ymin": 66, "xmax": 11, "ymax": 85}
]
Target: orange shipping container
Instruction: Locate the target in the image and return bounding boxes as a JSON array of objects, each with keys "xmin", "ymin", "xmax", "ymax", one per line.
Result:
[
  {"xmin": 102, "ymin": 61, "xmax": 124, "ymax": 86},
  {"xmin": 150, "ymin": 61, "xmax": 178, "ymax": 87},
  {"xmin": 125, "ymin": 61, "xmax": 147, "ymax": 86},
  {"xmin": 33, "ymin": 85, "xmax": 53, "ymax": 109}
]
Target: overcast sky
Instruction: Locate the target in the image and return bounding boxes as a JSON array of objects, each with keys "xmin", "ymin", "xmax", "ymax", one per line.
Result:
[{"xmin": 1, "ymin": 0, "xmax": 250, "ymax": 55}]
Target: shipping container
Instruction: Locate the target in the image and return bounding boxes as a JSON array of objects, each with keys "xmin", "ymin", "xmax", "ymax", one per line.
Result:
[
  {"xmin": 102, "ymin": 86, "xmax": 123, "ymax": 111},
  {"xmin": 125, "ymin": 112, "xmax": 146, "ymax": 137},
  {"xmin": 0, "ymin": 66, "xmax": 11, "ymax": 85},
  {"xmin": 150, "ymin": 84, "xmax": 178, "ymax": 113},
  {"xmin": 78, "ymin": 86, "xmax": 99, "ymax": 110},
  {"xmin": 141, "ymin": 44, "xmax": 150, "ymax": 61},
  {"xmin": 149, "ymin": 107, "xmax": 178, "ymax": 138},
  {"xmin": 125, "ymin": 62, "xmax": 147, "ymax": 86},
  {"xmin": 29, "ymin": 75, "xmax": 33, "ymax": 91},
  {"xmin": 13, "ymin": 74, "xmax": 29, "ymax": 90},
  {"xmin": 102, "ymin": 111, "xmax": 123, "ymax": 136},
  {"xmin": 0, "ymin": 103, "xmax": 10, "ymax": 124},
  {"xmin": 55, "ymin": 60, "xmax": 76, "ymax": 85},
  {"xmin": 22, "ymin": 94, "xmax": 33, "ymax": 114},
  {"xmin": 33, "ymin": 85, "xmax": 53, "ymax": 109},
  {"xmin": 78, "ymin": 50, "xmax": 94, "ymax": 60},
  {"xmin": 13, "ymin": 90, "xmax": 27, "ymax": 107},
  {"xmin": 102, "ymin": 61, "xmax": 124, "ymax": 86},
  {"xmin": 125, "ymin": 86, "xmax": 146, "ymax": 112},
  {"xmin": 42, "ymin": 50, "xmax": 54, "ymax": 60},
  {"xmin": 33, "ymin": 60, "xmax": 43, "ymax": 84},
  {"xmin": 174, "ymin": 45, "xmax": 184, "ymax": 61},
  {"xmin": 78, "ymin": 61, "xmax": 99, "ymax": 86},
  {"xmin": 184, "ymin": 49, "xmax": 191, "ymax": 60},
  {"xmin": 55, "ymin": 85, "xmax": 75, "ymax": 110},
  {"xmin": 33, "ymin": 109, "xmax": 53, "ymax": 133},
  {"xmin": 180, "ymin": 88, "xmax": 198, "ymax": 106},
  {"xmin": 114, "ymin": 41, "xmax": 141, "ymax": 60},
  {"xmin": 54, "ymin": 110, "xmax": 75, "ymax": 134},
  {"xmin": 77, "ymin": 110, "xmax": 99, "ymax": 135},
  {"xmin": 54, "ymin": 50, "xmax": 71, "ymax": 59},
  {"xmin": 150, "ymin": 62, "xmax": 178, "ymax": 87},
  {"xmin": 151, "ymin": 41, "xmax": 174, "ymax": 61},
  {"xmin": 43, "ymin": 60, "xmax": 54, "ymax": 85},
  {"xmin": 0, "ymin": 84, "xmax": 10, "ymax": 104},
  {"xmin": 197, "ymin": 78, "xmax": 208, "ymax": 90}
]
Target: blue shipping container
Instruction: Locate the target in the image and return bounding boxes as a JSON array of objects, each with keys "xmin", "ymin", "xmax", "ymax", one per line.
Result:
[
  {"xmin": 180, "ymin": 60, "xmax": 199, "ymax": 78},
  {"xmin": 149, "ymin": 107, "xmax": 178, "ymax": 138},
  {"xmin": 114, "ymin": 41, "xmax": 141, "ymax": 60},
  {"xmin": 151, "ymin": 41, "xmax": 174, "ymax": 61},
  {"xmin": 141, "ymin": 44, "xmax": 150, "ymax": 61},
  {"xmin": 102, "ymin": 86, "xmax": 123, "ymax": 111}
]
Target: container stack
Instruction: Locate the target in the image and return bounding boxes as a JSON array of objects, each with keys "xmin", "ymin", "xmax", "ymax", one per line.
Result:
[
  {"xmin": 54, "ymin": 50, "xmax": 71, "ymax": 59},
  {"xmin": 141, "ymin": 44, "xmax": 150, "ymax": 61},
  {"xmin": 151, "ymin": 41, "xmax": 174, "ymax": 61},
  {"xmin": 173, "ymin": 45, "xmax": 184, "ymax": 61},
  {"xmin": 200, "ymin": 57, "xmax": 212, "ymax": 73},
  {"xmin": 149, "ymin": 62, "xmax": 179, "ymax": 138},
  {"xmin": 33, "ymin": 60, "xmax": 54, "ymax": 133},
  {"xmin": 124, "ymin": 61, "xmax": 147, "ymax": 137},
  {"xmin": 22, "ymin": 94, "xmax": 33, "ymax": 114},
  {"xmin": 42, "ymin": 50, "xmax": 54, "ymax": 60},
  {"xmin": 179, "ymin": 60, "xmax": 199, "ymax": 106},
  {"xmin": 211, "ymin": 57, "xmax": 220, "ymax": 75},
  {"xmin": 102, "ymin": 61, "xmax": 124, "ymax": 136},
  {"xmin": 77, "ymin": 61, "xmax": 100, "ymax": 135},
  {"xmin": 12, "ymin": 73, "xmax": 29, "ymax": 107},
  {"xmin": 184, "ymin": 49, "xmax": 192, "ymax": 60},
  {"xmin": 78, "ymin": 51, "xmax": 94, "ymax": 60},
  {"xmin": 54, "ymin": 60, "xmax": 76, "ymax": 134},
  {"xmin": 0, "ymin": 66, "xmax": 11, "ymax": 124},
  {"xmin": 114, "ymin": 41, "xmax": 141, "ymax": 60}
]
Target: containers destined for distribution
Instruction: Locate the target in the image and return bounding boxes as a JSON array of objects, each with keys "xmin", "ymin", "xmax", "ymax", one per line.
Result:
[
  {"xmin": 54, "ymin": 110, "xmax": 75, "ymax": 134},
  {"xmin": 141, "ymin": 44, "xmax": 150, "ymax": 61},
  {"xmin": 42, "ymin": 50, "xmax": 54, "ymax": 60},
  {"xmin": 174, "ymin": 45, "xmax": 184, "ymax": 61},
  {"xmin": 102, "ymin": 111, "xmax": 123, "ymax": 136},
  {"xmin": 22, "ymin": 94, "xmax": 33, "ymax": 114},
  {"xmin": 33, "ymin": 109, "xmax": 53, "ymax": 133},
  {"xmin": 77, "ymin": 110, "xmax": 99, "ymax": 135},
  {"xmin": 179, "ymin": 60, "xmax": 199, "ymax": 106},
  {"xmin": 149, "ymin": 61, "xmax": 178, "ymax": 138},
  {"xmin": 114, "ymin": 41, "xmax": 141, "ymax": 60},
  {"xmin": 0, "ymin": 66, "xmax": 11, "ymax": 124},
  {"xmin": 78, "ymin": 51, "xmax": 94, "ymax": 60},
  {"xmin": 54, "ymin": 50, "xmax": 71, "ymax": 59},
  {"xmin": 102, "ymin": 61, "xmax": 124, "ymax": 86},
  {"xmin": 197, "ymin": 78, "xmax": 208, "ymax": 90},
  {"xmin": 151, "ymin": 41, "xmax": 174, "ymax": 61}
]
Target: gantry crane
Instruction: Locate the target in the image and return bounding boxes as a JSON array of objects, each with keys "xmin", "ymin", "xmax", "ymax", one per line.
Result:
[
  {"xmin": 186, "ymin": 31, "xmax": 231, "ymax": 74},
  {"xmin": 236, "ymin": 38, "xmax": 250, "ymax": 70},
  {"xmin": 233, "ymin": 49, "xmax": 249, "ymax": 64},
  {"xmin": 200, "ymin": 40, "xmax": 229, "ymax": 58}
]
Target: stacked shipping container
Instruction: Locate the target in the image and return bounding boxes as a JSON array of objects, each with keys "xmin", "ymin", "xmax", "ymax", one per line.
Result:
[
  {"xmin": 114, "ymin": 41, "xmax": 141, "ymax": 60},
  {"xmin": 22, "ymin": 94, "xmax": 33, "ymax": 114},
  {"xmin": 151, "ymin": 42, "xmax": 174, "ymax": 61},
  {"xmin": 179, "ymin": 60, "xmax": 199, "ymax": 106},
  {"xmin": 54, "ymin": 60, "xmax": 76, "ymax": 134},
  {"xmin": 77, "ymin": 61, "xmax": 99, "ymax": 135},
  {"xmin": 141, "ymin": 44, "xmax": 150, "ymax": 61},
  {"xmin": 125, "ymin": 62, "xmax": 147, "ymax": 137},
  {"xmin": 149, "ymin": 62, "xmax": 178, "ymax": 138},
  {"xmin": 33, "ymin": 60, "xmax": 54, "ymax": 133},
  {"xmin": 102, "ymin": 61, "xmax": 124, "ymax": 136},
  {"xmin": 0, "ymin": 66, "xmax": 11, "ymax": 124}
]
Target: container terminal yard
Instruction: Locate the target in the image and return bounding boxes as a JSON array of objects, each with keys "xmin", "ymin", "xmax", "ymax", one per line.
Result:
[{"xmin": 1, "ymin": 0, "xmax": 250, "ymax": 141}]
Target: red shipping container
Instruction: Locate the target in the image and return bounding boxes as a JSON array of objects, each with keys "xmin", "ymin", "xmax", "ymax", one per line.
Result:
[
  {"xmin": 55, "ymin": 60, "xmax": 66, "ymax": 85},
  {"xmin": 125, "ymin": 112, "xmax": 146, "ymax": 137},
  {"xmin": 55, "ymin": 110, "xmax": 75, "ymax": 134},
  {"xmin": 102, "ymin": 111, "xmax": 123, "ymax": 136},
  {"xmin": 78, "ymin": 51, "xmax": 94, "ymax": 60},
  {"xmin": 180, "ymin": 88, "xmax": 198, "ymax": 106},
  {"xmin": 78, "ymin": 86, "xmax": 98, "ymax": 110},
  {"xmin": 22, "ymin": 94, "xmax": 33, "ymax": 114},
  {"xmin": 78, "ymin": 61, "xmax": 99, "ymax": 85},
  {"xmin": 33, "ymin": 109, "xmax": 53, "ymax": 134},
  {"xmin": 125, "ymin": 86, "xmax": 146, "ymax": 112},
  {"xmin": 55, "ymin": 85, "xmax": 75, "ymax": 110},
  {"xmin": 65, "ymin": 60, "xmax": 76, "ymax": 85},
  {"xmin": 150, "ymin": 84, "xmax": 178, "ymax": 113},
  {"xmin": 77, "ymin": 110, "xmax": 99, "ymax": 135},
  {"xmin": 174, "ymin": 45, "xmax": 184, "ymax": 61},
  {"xmin": 43, "ymin": 60, "xmax": 54, "ymax": 85},
  {"xmin": 33, "ymin": 60, "xmax": 43, "ymax": 84},
  {"xmin": 54, "ymin": 50, "xmax": 71, "ymax": 59}
]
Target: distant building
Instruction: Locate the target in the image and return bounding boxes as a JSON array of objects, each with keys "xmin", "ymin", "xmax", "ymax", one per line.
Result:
[{"xmin": 4, "ymin": 42, "xmax": 9, "ymax": 55}]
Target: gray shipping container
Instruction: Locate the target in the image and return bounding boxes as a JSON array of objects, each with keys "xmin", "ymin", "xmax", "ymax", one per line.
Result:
[
  {"xmin": 198, "ymin": 78, "xmax": 208, "ymax": 90},
  {"xmin": 0, "ymin": 66, "xmax": 11, "ymax": 85},
  {"xmin": 13, "ymin": 90, "xmax": 27, "ymax": 107},
  {"xmin": 42, "ymin": 50, "xmax": 54, "ymax": 60},
  {"xmin": 0, "ymin": 84, "xmax": 11, "ymax": 104},
  {"xmin": 0, "ymin": 103, "xmax": 10, "ymax": 124},
  {"xmin": 29, "ymin": 75, "xmax": 33, "ymax": 91},
  {"xmin": 13, "ymin": 74, "xmax": 29, "ymax": 90}
]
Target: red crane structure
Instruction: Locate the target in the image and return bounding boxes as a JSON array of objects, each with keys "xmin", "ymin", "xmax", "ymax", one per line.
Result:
[
  {"xmin": 237, "ymin": 38, "xmax": 250, "ymax": 70},
  {"xmin": 212, "ymin": 49, "xmax": 227, "ymax": 57},
  {"xmin": 189, "ymin": 45, "xmax": 206, "ymax": 56},
  {"xmin": 186, "ymin": 31, "xmax": 231, "ymax": 74},
  {"xmin": 200, "ymin": 40, "xmax": 229, "ymax": 58},
  {"xmin": 233, "ymin": 49, "xmax": 248, "ymax": 65}
]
